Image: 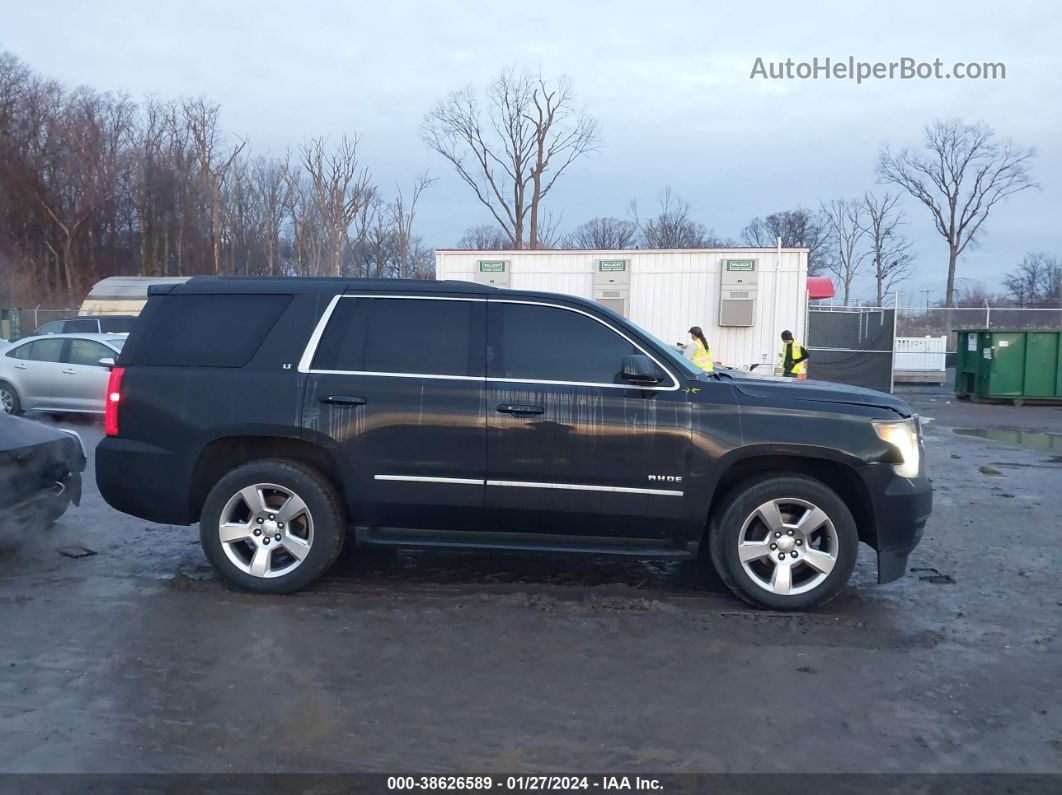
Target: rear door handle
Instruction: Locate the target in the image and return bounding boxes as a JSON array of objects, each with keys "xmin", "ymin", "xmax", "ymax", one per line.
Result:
[
  {"xmin": 13, "ymin": 363, "xmax": 27, "ymax": 369},
  {"xmin": 319, "ymin": 395, "xmax": 366, "ymax": 406},
  {"xmin": 497, "ymin": 403, "xmax": 544, "ymax": 417}
]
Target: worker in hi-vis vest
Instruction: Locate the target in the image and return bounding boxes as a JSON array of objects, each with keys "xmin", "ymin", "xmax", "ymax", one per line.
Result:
[
  {"xmin": 780, "ymin": 330, "xmax": 809, "ymax": 378},
  {"xmin": 684, "ymin": 326, "xmax": 714, "ymax": 372}
]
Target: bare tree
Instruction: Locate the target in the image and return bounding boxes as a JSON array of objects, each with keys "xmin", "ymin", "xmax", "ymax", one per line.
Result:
[
  {"xmin": 0, "ymin": 49, "xmax": 436, "ymax": 303},
  {"xmin": 820, "ymin": 198, "xmax": 866, "ymax": 306},
  {"xmin": 390, "ymin": 172, "xmax": 435, "ymax": 278},
  {"xmin": 422, "ymin": 69, "xmax": 598, "ymax": 249},
  {"xmin": 455, "ymin": 224, "xmax": 511, "ymax": 249},
  {"xmin": 859, "ymin": 192, "xmax": 914, "ymax": 306},
  {"xmin": 184, "ymin": 98, "xmax": 245, "ymax": 274},
  {"xmin": 567, "ymin": 216, "xmax": 638, "ymax": 249},
  {"xmin": 741, "ymin": 208, "xmax": 829, "ymax": 275},
  {"xmin": 300, "ymin": 135, "xmax": 374, "ymax": 277},
  {"xmin": 252, "ymin": 156, "xmax": 289, "ymax": 277},
  {"xmin": 632, "ymin": 187, "xmax": 723, "ymax": 248},
  {"xmin": 282, "ymin": 164, "xmax": 325, "ymax": 276},
  {"xmin": 35, "ymin": 87, "xmax": 135, "ymax": 295},
  {"xmin": 1002, "ymin": 252, "xmax": 1061, "ymax": 307},
  {"xmin": 877, "ymin": 119, "xmax": 1036, "ymax": 306},
  {"xmin": 952, "ymin": 281, "xmax": 1007, "ymax": 308}
]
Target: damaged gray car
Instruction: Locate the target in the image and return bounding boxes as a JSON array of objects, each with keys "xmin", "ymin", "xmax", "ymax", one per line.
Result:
[{"xmin": 0, "ymin": 415, "xmax": 85, "ymax": 530}]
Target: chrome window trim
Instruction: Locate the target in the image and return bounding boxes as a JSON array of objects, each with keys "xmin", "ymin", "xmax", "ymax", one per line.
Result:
[
  {"xmin": 313, "ymin": 370, "xmax": 483, "ymax": 382},
  {"xmin": 299, "ymin": 294, "xmax": 682, "ymax": 392},
  {"xmin": 373, "ymin": 474, "xmax": 684, "ymax": 497}
]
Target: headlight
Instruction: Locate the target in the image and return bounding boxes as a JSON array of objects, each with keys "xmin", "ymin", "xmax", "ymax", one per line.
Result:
[{"xmin": 872, "ymin": 417, "xmax": 921, "ymax": 478}]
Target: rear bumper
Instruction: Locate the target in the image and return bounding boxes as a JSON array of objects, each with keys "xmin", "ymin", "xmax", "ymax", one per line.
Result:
[
  {"xmin": 95, "ymin": 437, "xmax": 193, "ymax": 525},
  {"xmin": 858, "ymin": 463, "xmax": 933, "ymax": 584}
]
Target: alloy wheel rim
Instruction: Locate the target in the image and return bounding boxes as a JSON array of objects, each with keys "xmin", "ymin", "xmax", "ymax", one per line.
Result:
[
  {"xmin": 0, "ymin": 389, "xmax": 13, "ymax": 413},
  {"xmin": 218, "ymin": 482, "xmax": 314, "ymax": 578},
  {"xmin": 737, "ymin": 497, "xmax": 839, "ymax": 596}
]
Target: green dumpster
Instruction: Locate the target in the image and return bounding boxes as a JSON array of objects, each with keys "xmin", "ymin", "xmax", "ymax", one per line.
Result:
[{"xmin": 955, "ymin": 328, "xmax": 1062, "ymax": 404}]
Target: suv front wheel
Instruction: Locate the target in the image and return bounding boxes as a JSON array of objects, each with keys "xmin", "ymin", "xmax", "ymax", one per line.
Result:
[
  {"xmin": 709, "ymin": 474, "xmax": 858, "ymax": 610},
  {"xmin": 200, "ymin": 459, "xmax": 345, "ymax": 594}
]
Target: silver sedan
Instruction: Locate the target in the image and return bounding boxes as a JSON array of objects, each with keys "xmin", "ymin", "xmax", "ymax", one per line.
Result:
[{"xmin": 0, "ymin": 333, "xmax": 125, "ymax": 415}]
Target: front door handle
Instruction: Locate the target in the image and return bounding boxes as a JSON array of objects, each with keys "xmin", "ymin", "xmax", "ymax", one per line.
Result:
[
  {"xmin": 497, "ymin": 403, "xmax": 544, "ymax": 417},
  {"xmin": 320, "ymin": 395, "xmax": 366, "ymax": 406},
  {"xmin": 61, "ymin": 369, "xmax": 77, "ymax": 375}
]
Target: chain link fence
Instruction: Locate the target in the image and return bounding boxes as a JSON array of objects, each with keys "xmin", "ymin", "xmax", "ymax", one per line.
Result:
[
  {"xmin": 808, "ymin": 304, "xmax": 1062, "ymax": 392},
  {"xmin": 807, "ymin": 306, "xmax": 896, "ymax": 393},
  {"xmin": 895, "ymin": 306, "xmax": 1062, "ymax": 374},
  {"xmin": 0, "ymin": 307, "xmax": 80, "ymax": 341}
]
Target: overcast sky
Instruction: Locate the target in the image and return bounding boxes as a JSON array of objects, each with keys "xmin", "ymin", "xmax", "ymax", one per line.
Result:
[{"xmin": 2, "ymin": 0, "xmax": 1059, "ymax": 303}]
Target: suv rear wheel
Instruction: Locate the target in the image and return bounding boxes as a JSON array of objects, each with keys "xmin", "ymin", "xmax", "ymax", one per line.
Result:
[
  {"xmin": 709, "ymin": 474, "xmax": 858, "ymax": 610},
  {"xmin": 199, "ymin": 459, "xmax": 345, "ymax": 594}
]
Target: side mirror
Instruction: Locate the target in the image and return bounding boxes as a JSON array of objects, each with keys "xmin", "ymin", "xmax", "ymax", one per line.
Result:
[
  {"xmin": 98, "ymin": 357, "xmax": 115, "ymax": 369},
  {"xmin": 622, "ymin": 354, "xmax": 663, "ymax": 385}
]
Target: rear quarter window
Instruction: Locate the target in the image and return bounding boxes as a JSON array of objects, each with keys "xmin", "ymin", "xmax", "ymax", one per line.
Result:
[
  {"xmin": 132, "ymin": 294, "xmax": 292, "ymax": 367},
  {"xmin": 64, "ymin": 318, "xmax": 100, "ymax": 333},
  {"xmin": 99, "ymin": 316, "xmax": 136, "ymax": 333},
  {"xmin": 311, "ymin": 296, "xmax": 476, "ymax": 376}
]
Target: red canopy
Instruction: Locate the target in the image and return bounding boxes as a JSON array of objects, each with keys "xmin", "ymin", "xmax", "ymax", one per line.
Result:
[{"xmin": 806, "ymin": 276, "xmax": 835, "ymax": 300}]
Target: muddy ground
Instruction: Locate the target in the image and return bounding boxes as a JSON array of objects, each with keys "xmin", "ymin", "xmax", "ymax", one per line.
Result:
[{"xmin": 0, "ymin": 383, "xmax": 1060, "ymax": 774}]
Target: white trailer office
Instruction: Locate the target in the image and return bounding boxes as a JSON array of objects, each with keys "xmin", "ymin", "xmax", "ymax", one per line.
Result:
[{"xmin": 435, "ymin": 247, "xmax": 810, "ymax": 369}]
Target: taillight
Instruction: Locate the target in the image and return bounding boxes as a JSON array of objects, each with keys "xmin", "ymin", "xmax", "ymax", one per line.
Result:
[{"xmin": 104, "ymin": 367, "xmax": 125, "ymax": 436}]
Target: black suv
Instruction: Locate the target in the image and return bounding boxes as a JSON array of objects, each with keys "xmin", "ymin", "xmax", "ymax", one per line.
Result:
[{"xmin": 96, "ymin": 277, "xmax": 932, "ymax": 609}]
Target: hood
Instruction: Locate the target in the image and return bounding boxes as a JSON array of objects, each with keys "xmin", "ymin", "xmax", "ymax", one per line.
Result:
[{"xmin": 722, "ymin": 373, "xmax": 913, "ymax": 417}]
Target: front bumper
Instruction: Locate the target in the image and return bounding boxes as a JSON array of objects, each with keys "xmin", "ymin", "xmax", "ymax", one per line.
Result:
[{"xmin": 858, "ymin": 463, "xmax": 933, "ymax": 583}]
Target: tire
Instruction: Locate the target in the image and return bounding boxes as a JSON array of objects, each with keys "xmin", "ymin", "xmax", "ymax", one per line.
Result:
[
  {"xmin": 199, "ymin": 459, "xmax": 346, "ymax": 594},
  {"xmin": 0, "ymin": 381, "xmax": 21, "ymax": 415},
  {"xmin": 709, "ymin": 474, "xmax": 858, "ymax": 611}
]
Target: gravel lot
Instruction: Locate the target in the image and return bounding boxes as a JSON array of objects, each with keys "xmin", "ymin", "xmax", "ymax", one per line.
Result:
[{"xmin": 1, "ymin": 384, "xmax": 1060, "ymax": 774}]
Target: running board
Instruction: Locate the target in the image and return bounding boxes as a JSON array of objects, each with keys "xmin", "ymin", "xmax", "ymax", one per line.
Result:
[{"xmin": 355, "ymin": 526, "xmax": 696, "ymax": 558}]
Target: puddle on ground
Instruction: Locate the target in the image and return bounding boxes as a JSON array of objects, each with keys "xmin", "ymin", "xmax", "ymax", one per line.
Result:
[{"xmin": 954, "ymin": 428, "xmax": 1062, "ymax": 451}]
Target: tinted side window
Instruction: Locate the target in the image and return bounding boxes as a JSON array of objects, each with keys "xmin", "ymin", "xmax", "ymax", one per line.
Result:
[
  {"xmin": 64, "ymin": 318, "xmax": 100, "ymax": 333},
  {"xmin": 67, "ymin": 339, "xmax": 114, "ymax": 367},
  {"xmin": 313, "ymin": 297, "xmax": 476, "ymax": 376},
  {"xmin": 7, "ymin": 342, "xmax": 32, "ymax": 359},
  {"xmin": 99, "ymin": 317, "xmax": 136, "ymax": 333},
  {"xmin": 28, "ymin": 338, "xmax": 65, "ymax": 363},
  {"xmin": 494, "ymin": 303, "xmax": 636, "ymax": 384},
  {"xmin": 134, "ymin": 294, "xmax": 292, "ymax": 367},
  {"xmin": 33, "ymin": 321, "xmax": 65, "ymax": 335}
]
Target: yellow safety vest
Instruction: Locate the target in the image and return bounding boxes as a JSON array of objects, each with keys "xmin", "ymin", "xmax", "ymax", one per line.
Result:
[
  {"xmin": 691, "ymin": 339, "xmax": 714, "ymax": 372},
  {"xmin": 782, "ymin": 340, "xmax": 807, "ymax": 377}
]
